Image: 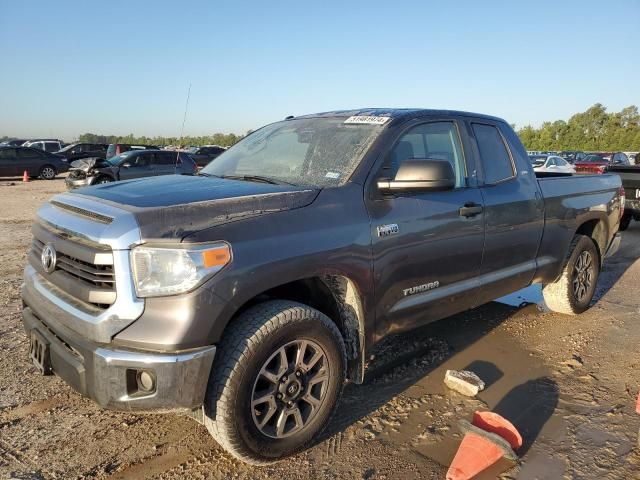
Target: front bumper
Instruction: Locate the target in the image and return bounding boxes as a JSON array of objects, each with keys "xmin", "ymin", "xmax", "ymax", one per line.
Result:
[
  {"xmin": 22, "ymin": 305, "xmax": 216, "ymax": 412},
  {"xmin": 65, "ymin": 175, "xmax": 95, "ymax": 189}
]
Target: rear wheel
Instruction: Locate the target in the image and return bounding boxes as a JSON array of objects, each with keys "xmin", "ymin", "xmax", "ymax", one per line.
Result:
[
  {"xmin": 542, "ymin": 235, "xmax": 600, "ymax": 314},
  {"xmin": 39, "ymin": 165, "xmax": 57, "ymax": 180},
  {"xmin": 203, "ymin": 300, "xmax": 346, "ymax": 464},
  {"xmin": 619, "ymin": 213, "xmax": 631, "ymax": 231}
]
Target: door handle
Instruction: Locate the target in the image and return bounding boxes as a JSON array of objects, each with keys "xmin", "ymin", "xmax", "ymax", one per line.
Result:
[{"xmin": 459, "ymin": 202, "xmax": 483, "ymax": 217}]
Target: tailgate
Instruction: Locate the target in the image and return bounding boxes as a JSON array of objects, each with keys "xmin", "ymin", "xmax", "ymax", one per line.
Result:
[{"xmin": 608, "ymin": 166, "xmax": 640, "ymax": 200}]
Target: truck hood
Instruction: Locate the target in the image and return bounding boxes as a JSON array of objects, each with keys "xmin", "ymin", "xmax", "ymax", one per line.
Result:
[{"xmin": 71, "ymin": 174, "xmax": 320, "ymax": 240}]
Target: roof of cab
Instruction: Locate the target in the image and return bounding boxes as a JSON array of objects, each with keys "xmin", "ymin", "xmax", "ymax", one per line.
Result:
[{"xmin": 294, "ymin": 108, "xmax": 506, "ymax": 124}]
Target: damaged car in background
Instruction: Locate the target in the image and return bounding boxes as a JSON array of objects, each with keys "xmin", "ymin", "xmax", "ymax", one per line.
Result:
[{"xmin": 65, "ymin": 149, "xmax": 197, "ymax": 189}]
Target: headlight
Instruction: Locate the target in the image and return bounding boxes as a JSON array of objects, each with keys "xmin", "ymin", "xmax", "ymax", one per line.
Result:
[{"xmin": 131, "ymin": 242, "xmax": 232, "ymax": 297}]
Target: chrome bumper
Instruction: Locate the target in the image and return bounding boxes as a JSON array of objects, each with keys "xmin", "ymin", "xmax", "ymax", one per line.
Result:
[{"xmin": 22, "ymin": 306, "xmax": 216, "ymax": 411}]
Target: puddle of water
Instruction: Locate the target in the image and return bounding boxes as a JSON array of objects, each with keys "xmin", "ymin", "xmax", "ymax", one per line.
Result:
[{"xmin": 495, "ymin": 284, "xmax": 549, "ymax": 312}]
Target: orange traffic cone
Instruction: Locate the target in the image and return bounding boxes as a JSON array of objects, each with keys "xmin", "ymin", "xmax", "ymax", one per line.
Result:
[
  {"xmin": 446, "ymin": 414, "xmax": 520, "ymax": 480},
  {"xmin": 472, "ymin": 411, "xmax": 523, "ymax": 450},
  {"xmin": 22, "ymin": 170, "xmax": 29, "ymax": 182}
]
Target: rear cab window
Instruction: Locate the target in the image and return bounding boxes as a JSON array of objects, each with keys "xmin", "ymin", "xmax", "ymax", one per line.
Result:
[{"xmin": 471, "ymin": 123, "xmax": 515, "ymax": 184}]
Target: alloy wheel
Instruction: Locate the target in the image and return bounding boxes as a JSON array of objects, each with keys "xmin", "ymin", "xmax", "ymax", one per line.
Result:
[{"xmin": 251, "ymin": 339, "xmax": 330, "ymax": 439}]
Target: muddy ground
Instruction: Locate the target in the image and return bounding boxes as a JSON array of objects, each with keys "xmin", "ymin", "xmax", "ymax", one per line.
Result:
[{"xmin": 0, "ymin": 177, "xmax": 639, "ymax": 479}]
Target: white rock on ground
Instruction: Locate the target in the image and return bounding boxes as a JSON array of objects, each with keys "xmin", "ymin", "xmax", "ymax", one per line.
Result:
[{"xmin": 444, "ymin": 370, "xmax": 485, "ymax": 397}]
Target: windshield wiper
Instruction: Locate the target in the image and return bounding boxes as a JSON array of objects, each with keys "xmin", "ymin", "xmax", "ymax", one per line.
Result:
[{"xmin": 220, "ymin": 174, "xmax": 297, "ymax": 186}]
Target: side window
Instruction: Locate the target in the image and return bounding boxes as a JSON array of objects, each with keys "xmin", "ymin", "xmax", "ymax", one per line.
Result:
[
  {"xmin": 156, "ymin": 152, "xmax": 177, "ymax": 165},
  {"xmin": 44, "ymin": 142, "xmax": 59, "ymax": 152},
  {"xmin": 18, "ymin": 148, "xmax": 43, "ymax": 159},
  {"xmin": 472, "ymin": 123, "xmax": 514, "ymax": 184},
  {"xmin": 132, "ymin": 153, "xmax": 151, "ymax": 167},
  {"xmin": 389, "ymin": 121, "xmax": 466, "ymax": 188}
]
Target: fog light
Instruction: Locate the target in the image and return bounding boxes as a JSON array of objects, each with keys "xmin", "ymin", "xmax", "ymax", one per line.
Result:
[{"xmin": 137, "ymin": 370, "xmax": 155, "ymax": 393}]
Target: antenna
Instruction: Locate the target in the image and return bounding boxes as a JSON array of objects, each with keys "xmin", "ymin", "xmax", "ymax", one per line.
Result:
[{"xmin": 176, "ymin": 82, "xmax": 192, "ymax": 166}]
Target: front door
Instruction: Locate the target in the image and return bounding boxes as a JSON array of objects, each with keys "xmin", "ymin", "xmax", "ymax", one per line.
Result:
[
  {"xmin": 368, "ymin": 120, "xmax": 485, "ymax": 339},
  {"xmin": 118, "ymin": 152, "xmax": 154, "ymax": 180}
]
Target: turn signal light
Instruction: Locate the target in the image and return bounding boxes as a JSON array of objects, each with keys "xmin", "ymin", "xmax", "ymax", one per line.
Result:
[{"xmin": 202, "ymin": 245, "xmax": 232, "ymax": 268}]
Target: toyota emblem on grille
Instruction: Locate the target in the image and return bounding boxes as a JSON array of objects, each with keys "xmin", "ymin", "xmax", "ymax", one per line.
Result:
[{"xmin": 41, "ymin": 243, "xmax": 57, "ymax": 274}]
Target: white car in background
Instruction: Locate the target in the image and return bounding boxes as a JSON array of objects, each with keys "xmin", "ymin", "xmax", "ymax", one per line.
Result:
[{"xmin": 530, "ymin": 155, "xmax": 576, "ymax": 174}]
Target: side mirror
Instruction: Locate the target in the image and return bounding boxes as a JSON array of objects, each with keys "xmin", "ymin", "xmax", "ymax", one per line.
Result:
[{"xmin": 377, "ymin": 159, "xmax": 456, "ymax": 194}]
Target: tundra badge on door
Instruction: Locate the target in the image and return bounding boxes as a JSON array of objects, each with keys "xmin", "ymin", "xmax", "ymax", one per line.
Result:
[{"xmin": 377, "ymin": 224, "xmax": 399, "ymax": 237}]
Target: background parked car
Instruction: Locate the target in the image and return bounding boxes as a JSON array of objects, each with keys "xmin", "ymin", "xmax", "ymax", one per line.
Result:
[
  {"xmin": 22, "ymin": 139, "xmax": 64, "ymax": 153},
  {"xmin": 0, "ymin": 146, "xmax": 68, "ymax": 179},
  {"xmin": 66, "ymin": 149, "xmax": 197, "ymax": 188},
  {"xmin": 56, "ymin": 143, "xmax": 107, "ymax": 162},
  {"xmin": 559, "ymin": 151, "xmax": 587, "ymax": 163},
  {"xmin": 0, "ymin": 139, "xmax": 29, "ymax": 147},
  {"xmin": 188, "ymin": 145, "xmax": 226, "ymax": 168},
  {"xmin": 574, "ymin": 152, "xmax": 630, "ymax": 174},
  {"xmin": 106, "ymin": 143, "xmax": 159, "ymax": 159},
  {"xmin": 530, "ymin": 155, "xmax": 576, "ymax": 174}
]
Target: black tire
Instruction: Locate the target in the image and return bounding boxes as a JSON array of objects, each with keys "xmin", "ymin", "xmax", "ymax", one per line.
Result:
[
  {"xmin": 95, "ymin": 176, "xmax": 113, "ymax": 184},
  {"xmin": 39, "ymin": 165, "xmax": 57, "ymax": 180},
  {"xmin": 619, "ymin": 213, "xmax": 631, "ymax": 231},
  {"xmin": 542, "ymin": 235, "xmax": 600, "ymax": 315},
  {"xmin": 203, "ymin": 300, "xmax": 346, "ymax": 464}
]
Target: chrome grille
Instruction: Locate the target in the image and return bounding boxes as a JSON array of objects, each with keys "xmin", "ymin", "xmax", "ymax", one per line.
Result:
[{"xmin": 30, "ymin": 226, "xmax": 116, "ymax": 309}]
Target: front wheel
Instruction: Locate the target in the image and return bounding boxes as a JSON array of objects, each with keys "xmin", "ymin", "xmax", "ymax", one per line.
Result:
[
  {"xmin": 203, "ymin": 300, "xmax": 346, "ymax": 464},
  {"xmin": 542, "ymin": 234, "xmax": 600, "ymax": 315}
]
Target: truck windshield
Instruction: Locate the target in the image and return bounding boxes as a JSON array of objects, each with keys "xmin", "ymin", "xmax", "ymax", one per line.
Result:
[{"xmin": 200, "ymin": 117, "xmax": 386, "ymax": 187}]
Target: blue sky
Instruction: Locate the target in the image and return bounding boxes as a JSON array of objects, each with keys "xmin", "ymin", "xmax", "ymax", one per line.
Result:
[{"xmin": 1, "ymin": 0, "xmax": 638, "ymax": 140}]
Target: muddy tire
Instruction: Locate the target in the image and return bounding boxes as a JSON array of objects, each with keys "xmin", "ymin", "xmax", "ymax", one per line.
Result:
[
  {"xmin": 203, "ymin": 300, "xmax": 346, "ymax": 464},
  {"xmin": 619, "ymin": 213, "xmax": 631, "ymax": 231},
  {"xmin": 39, "ymin": 165, "xmax": 57, "ymax": 180},
  {"xmin": 542, "ymin": 235, "xmax": 600, "ymax": 315}
]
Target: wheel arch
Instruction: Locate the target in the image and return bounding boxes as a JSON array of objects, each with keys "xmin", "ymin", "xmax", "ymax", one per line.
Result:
[
  {"xmin": 227, "ymin": 275, "xmax": 367, "ymax": 384},
  {"xmin": 574, "ymin": 218, "xmax": 607, "ymax": 264}
]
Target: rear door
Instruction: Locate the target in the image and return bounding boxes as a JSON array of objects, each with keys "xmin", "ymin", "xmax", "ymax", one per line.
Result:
[
  {"xmin": 469, "ymin": 120, "xmax": 544, "ymax": 303},
  {"xmin": 152, "ymin": 152, "xmax": 178, "ymax": 176},
  {"xmin": 368, "ymin": 118, "xmax": 486, "ymax": 337}
]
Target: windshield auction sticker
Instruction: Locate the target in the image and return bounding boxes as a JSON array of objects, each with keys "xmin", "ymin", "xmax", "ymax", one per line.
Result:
[{"xmin": 344, "ymin": 115, "xmax": 391, "ymax": 125}]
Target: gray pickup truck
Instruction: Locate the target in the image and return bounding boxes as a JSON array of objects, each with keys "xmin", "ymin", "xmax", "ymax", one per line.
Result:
[{"xmin": 22, "ymin": 109, "xmax": 623, "ymax": 463}]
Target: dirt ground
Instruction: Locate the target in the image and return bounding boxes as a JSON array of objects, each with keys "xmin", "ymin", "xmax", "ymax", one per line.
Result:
[{"xmin": 1, "ymin": 176, "xmax": 639, "ymax": 479}]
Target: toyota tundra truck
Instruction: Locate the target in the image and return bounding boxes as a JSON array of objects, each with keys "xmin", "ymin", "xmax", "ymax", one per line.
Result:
[{"xmin": 22, "ymin": 109, "xmax": 623, "ymax": 464}]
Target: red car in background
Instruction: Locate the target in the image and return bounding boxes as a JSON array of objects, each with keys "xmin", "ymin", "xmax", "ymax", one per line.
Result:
[{"xmin": 574, "ymin": 152, "xmax": 629, "ymax": 174}]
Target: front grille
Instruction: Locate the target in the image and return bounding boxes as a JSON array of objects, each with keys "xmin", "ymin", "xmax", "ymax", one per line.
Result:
[
  {"xmin": 33, "ymin": 239, "xmax": 115, "ymax": 288},
  {"xmin": 30, "ymin": 226, "xmax": 116, "ymax": 309}
]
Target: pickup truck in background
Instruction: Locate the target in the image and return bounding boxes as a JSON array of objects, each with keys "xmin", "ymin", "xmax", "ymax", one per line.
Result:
[
  {"xmin": 22, "ymin": 109, "xmax": 623, "ymax": 464},
  {"xmin": 608, "ymin": 164, "xmax": 640, "ymax": 230}
]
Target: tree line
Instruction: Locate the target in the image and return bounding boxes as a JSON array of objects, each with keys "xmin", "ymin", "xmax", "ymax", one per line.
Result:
[
  {"xmin": 77, "ymin": 132, "xmax": 244, "ymax": 148},
  {"xmin": 4, "ymin": 104, "xmax": 640, "ymax": 152},
  {"xmin": 517, "ymin": 104, "xmax": 640, "ymax": 151}
]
